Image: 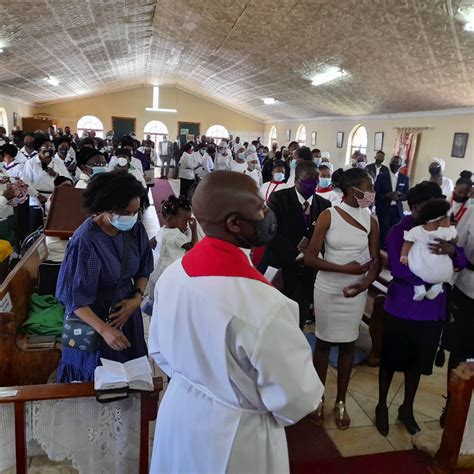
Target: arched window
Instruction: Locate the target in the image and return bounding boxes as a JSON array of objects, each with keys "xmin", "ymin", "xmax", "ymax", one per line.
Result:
[
  {"xmin": 296, "ymin": 125, "xmax": 306, "ymax": 146},
  {"xmin": 206, "ymin": 125, "xmax": 229, "ymax": 145},
  {"xmin": 0, "ymin": 108, "xmax": 8, "ymax": 131},
  {"xmin": 346, "ymin": 124, "xmax": 368, "ymax": 164},
  {"xmin": 77, "ymin": 115, "xmax": 104, "ymax": 138},
  {"xmin": 144, "ymin": 120, "xmax": 169, "ymax": 148},
  {"xmin": 268, "ymin": 126, "xmax": 277, "ymax": 146}
]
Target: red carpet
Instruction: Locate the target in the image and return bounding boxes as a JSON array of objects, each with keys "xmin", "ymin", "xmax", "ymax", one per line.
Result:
[
  {"xmin": 150, "ymin": 178, "xmax": 175, "ymax": 226},
  {"xmin": 290, "ymin": 449, "xmax": 434, "ymax": 474}
]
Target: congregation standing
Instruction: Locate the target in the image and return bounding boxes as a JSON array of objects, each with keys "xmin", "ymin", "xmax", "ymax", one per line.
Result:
[{"xmin": 0, "ymin": 123, "xmax": 472, "ymax": 472}]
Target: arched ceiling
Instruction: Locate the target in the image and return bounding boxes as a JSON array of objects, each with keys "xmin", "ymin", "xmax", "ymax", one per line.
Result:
[{"xmin": 0, "ymin": 0, "xmax": 473, "ymax": 121}]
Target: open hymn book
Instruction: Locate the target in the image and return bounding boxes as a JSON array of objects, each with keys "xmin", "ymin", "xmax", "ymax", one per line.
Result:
[{"xmin": 94, "ymin": 356, "xmax": 154, "ymax": 399}]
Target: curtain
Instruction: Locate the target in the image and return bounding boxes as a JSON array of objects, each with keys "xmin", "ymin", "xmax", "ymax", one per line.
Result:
[{"xmin": 393, "ymin": 128, "xmax": 420, "ymax": 178}]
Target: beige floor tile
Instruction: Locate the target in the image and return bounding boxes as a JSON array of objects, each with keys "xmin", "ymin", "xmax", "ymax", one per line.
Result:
[
  {"xmin": 326, "ymin": 425, "xmax": 394, "ymax": 457},
  {"xmin": 418, "ymin": 373, "xmax": 447, "ymax": 395},
  {"xmin": 422, "ymin": 420, "xmax": 442, "ymax": 431},
  {"xmin": 350, "ymin": 389, "xmax": 434, "ymax": 426},
  {"xmin": 357, "ymin": 364, "xmax": 405, "ymax": 383},
  {"xmin": 348, "ymin": 368, "xmax": 402, "ymax": 404},
  {"xmin": 385, "ymin": 422, "xmax": 417, "ymax": 451},
  {"xmin": 322, "ymin": 396, "xmax": 374, "ymax": 430},
  {"xmin": 391, "ymin": 387, "xmax": 444, "ymax": 420}
]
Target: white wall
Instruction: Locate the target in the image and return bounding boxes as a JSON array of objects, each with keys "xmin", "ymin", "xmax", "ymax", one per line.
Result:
[{"xmin": 265, "ymin": 109, "xmax": 474, "ymax": 185}]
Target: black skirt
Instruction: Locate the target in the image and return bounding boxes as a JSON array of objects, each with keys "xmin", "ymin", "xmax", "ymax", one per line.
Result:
[
  {"xmin": 442, "ymin": 286, "xmax": 474, "ymax": 359},
  {"xmin": 380, "ymin": 312, "xmax": 442, "ymax": 375}
]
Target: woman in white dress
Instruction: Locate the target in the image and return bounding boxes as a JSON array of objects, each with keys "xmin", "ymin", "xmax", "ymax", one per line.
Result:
[{"xmin": 305, "ymin": 168, "xmax": 380, "ymax": 429}]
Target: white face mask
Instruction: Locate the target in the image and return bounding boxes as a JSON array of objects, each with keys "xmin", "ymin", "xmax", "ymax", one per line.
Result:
[{"xmin": 117, "ymin": 157, "xmax": 128, "ymax": 167}]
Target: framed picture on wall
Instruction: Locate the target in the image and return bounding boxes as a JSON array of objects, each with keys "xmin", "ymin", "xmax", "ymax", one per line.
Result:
[
  {"xmin": 13, "ymin": 112, "xmax": 18, "ymax": 127},
  {"xmin": 374, "ymin": 131, "xmax": 384, "ymax": 151},
  {"xmin": 336, "ymin": 131, "xmax": 344, "ymax": 148},
  {"xmin": 286, "ymin": 129, "xmax": 291, "ymax": 141},
  {"xmin": 451, "ymin": 132, "xmax": 469, "ymax": 158},
  {"xmin": 311, "ymin": 131, "xmax": 317, "ymax": 146}
]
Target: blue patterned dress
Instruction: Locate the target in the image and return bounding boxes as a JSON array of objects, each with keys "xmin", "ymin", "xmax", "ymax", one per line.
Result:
[{"xmin": 56, "ymin": 217, "xmax": 153, "ymax": 382}]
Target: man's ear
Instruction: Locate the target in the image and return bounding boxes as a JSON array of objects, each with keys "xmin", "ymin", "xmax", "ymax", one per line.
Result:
[{"xmin": 225, "ymin": 214, "xmax": 241, "ymax": 235}]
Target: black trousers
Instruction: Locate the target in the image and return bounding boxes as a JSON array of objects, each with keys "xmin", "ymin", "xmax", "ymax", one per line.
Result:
[
  {"xmin": 179, "ymin": 178, "xmax": 195, "ymax": 199},
  {"xmin": 281, "ymin": 263, "xmax": 316, "ymax": 329}
]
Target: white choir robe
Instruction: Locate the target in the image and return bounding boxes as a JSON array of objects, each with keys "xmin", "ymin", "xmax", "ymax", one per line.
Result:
[{"xmin": 149, "ymin": 237, "xmax": 323, "ymax": 474}]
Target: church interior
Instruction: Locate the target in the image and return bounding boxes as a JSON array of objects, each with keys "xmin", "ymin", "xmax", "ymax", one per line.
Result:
[{"xmin": 0, "ymin": 0, "xmax": 473, "ymax": 473}]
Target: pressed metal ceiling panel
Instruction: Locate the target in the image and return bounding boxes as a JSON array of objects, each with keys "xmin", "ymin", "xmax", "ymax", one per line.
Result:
[{"xmin": 0, "ymin": 0, "xmax": 473, "ymax": 120}]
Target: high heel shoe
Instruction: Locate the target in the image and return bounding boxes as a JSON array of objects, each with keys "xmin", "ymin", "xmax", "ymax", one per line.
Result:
[
  {"xmin": 375, "ymin": 404, "xmax": 389, "ymax": 436},
  {"xmin": 398, "ymin": 405, "xmax": 420, "ymax": 435},
  {"xmin": 334, "ymin": 401, "xmax": 351, "ymax": 430},
  {"xmin": 309, "ymin": 398, "xmax": 324, "ymax": 426}
]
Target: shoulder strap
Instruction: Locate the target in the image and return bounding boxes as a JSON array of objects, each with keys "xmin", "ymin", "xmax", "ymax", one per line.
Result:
[{"xmin": 109, "ymin": 230, "xmax": 132, "ymax": 309}]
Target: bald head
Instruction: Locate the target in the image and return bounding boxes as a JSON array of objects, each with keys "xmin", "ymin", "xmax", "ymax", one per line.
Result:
[{"xmin": 194, "ymin": 171, "xmax": 262, "ymax": 225}]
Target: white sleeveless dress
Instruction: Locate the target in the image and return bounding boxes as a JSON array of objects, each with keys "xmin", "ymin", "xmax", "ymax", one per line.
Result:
[{"xmin": 314, "ymin": 203, "xmax": 371, "ymax": 343}]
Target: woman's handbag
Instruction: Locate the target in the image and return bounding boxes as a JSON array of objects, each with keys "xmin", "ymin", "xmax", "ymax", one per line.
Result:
[{"xmin": 61, "ymin": 231, "xmax": 132, "ymax": 352}]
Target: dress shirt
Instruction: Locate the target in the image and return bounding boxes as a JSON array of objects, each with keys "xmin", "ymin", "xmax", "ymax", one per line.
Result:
[
  {"xmin": 21, "ymin": 156, "xmax": 70, "ymax": 206},
  {"xmin": 389, "ymin": 171, "xmax": 398, "ymax": 205},
  {"xmin": 178, "ymin": 152, "xmax": 196, "ymax": 180},
  {"xmin": 4, "ymin": 160, "xmax": 24, "ymax": 179}
]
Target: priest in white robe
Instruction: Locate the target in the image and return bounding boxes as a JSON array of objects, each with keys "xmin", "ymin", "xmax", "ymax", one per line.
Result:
[{"xmin": 149, "ymin": 170, "xmax": 323, "ymax": 474}]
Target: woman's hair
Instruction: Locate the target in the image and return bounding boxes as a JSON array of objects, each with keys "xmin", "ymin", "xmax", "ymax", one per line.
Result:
[
  {"xmin": 116, "ymin": 147, "xmax": 131, "ymax": 158},
  {"xmin": 53, "ymin": 136, "xmax": 70, "ymax": 149},
  {"xmin": 272, "ymin": 161, "xmax": 286, "ymax": 170},
  {"xmin": 331, "ymin": 168, "xmax": 344, "ymax": 187},
  {"xmin": 83, "ymin": 171, "xmax": 148, "ymax": 213},
  {"xmin": 419, "ymin": 198, "xmax": 450, "ymax": 224},
  {"xmin": 54, "ymin": 176, "xmax": 73, "ymax": 187},
  {"xmin": 456, "ymin": 170, "xmax": 472, "ymax": 187},
  {"xmin": 161, "ymin": 195, "xmax": 191, "ymax": 217},
  {"xmin": 340, "ymin": 168, "xmax": 370, "ymax": 195},
  {"xmin": 184, "ymin": 142, "xmax": 194, "ymax": 152},
  {"xmin": 407, "ymin": 181, "xmax": 444, "ymax": 209},
  {"xmin": 274, "ymin": 151, "xmax": 282, "ymax": 161},
  {"xmin": 33, "ymin": 134, "xmax": 50, "ymax": 150},
  {"xmin": 318, "ymin": 164, "xmax": 331, "ymax": 173}
]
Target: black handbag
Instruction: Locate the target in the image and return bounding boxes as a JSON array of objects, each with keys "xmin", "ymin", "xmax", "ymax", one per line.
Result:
[{"xmin": 61, "ymin": 231, "xmax": 132, "ymax": 352}]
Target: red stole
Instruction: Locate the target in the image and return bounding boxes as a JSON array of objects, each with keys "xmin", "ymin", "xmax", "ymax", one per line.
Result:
[{"xmin": 182, "ymin": 237, "xmax": 271, "ymax": 286}]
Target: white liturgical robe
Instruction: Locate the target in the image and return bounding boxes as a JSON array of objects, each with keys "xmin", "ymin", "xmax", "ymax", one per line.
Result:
[{"xmin": 149, "ymin": 237, "xmax": 323, "ymax": 474}]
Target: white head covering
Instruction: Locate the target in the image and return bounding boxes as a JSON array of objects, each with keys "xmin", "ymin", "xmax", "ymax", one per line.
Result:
[
  {"xmin": 246, "ymin": 152, "xmax": 258, "ymax": 163},
  {"xmin": 321, "ymin": 151, "xmax": 331, "ymax": 159},
  {"xmin": 246, "ymin": 144, "xmax": 257, "ymax": 154},
  {"xmin": 431, "ymin": 157, "xmax": 446, "ymax": 171}
]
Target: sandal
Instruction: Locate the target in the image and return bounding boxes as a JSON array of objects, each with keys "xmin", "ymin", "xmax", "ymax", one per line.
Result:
[
  {"xmin": 309, "ymin": 398, "xmax": 324, "ymax": 426},
  {"xmin": 334, "ymin": 401, "xmax": 351, "ymax": 430}
]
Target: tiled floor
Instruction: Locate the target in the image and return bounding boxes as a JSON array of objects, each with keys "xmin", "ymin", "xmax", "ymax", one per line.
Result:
[{"xmin": 323, "ymin": 362, "xmax": 448, "ymax": 456}]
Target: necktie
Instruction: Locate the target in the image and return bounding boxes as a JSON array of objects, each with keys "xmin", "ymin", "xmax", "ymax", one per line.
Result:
[{"xmin": 303, "ymin": 201, "xmax": 310, "ymax": 228}]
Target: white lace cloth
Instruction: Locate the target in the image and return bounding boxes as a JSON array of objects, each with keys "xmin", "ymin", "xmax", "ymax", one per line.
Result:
[{"xmin": 0, "ymin": 395, "xmax": 141, "ymax": 473}]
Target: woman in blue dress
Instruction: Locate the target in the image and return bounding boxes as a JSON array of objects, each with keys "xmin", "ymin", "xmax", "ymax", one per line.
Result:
[{"xmin": 56, "ymin": 171, "xmax": 153, "ymax": 382}]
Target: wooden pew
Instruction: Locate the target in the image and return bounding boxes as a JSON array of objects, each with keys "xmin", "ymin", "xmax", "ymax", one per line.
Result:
[
  {"xmin": 0, "ymin": 377, "xmax": 163, "ymax": 474},
  {"xmin": 0, "ymin": 236, "xmax": 61, "ymax": 386},
  {"xmin": 434, "ymin": 363, "xmax": 474, "ymax": 472}
]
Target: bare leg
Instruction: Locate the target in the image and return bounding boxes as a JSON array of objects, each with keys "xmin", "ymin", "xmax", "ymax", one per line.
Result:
[
  {"xmin": 335, "ymin": 342, "xmax": 355, "ymax": 403},
  {"xmin": 313, "ymin": 337, "xmax": 331, "ymax": 387}
]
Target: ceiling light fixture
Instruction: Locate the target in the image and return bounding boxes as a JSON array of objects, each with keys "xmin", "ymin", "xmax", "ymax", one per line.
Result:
[
  {"xmin": 262, "ymin": 98, "xmax": 277, "ymax": 105},
  {"xmin": 0, "ymin": 49, "xmax": 4, "ymax": 54},
  {"xmin": 45, "ymin": 76, "xmax": 60, "ymax": 86},
  {"xmin": 311, "ymin": 66, "xmax": 348, "ymax": 86}
]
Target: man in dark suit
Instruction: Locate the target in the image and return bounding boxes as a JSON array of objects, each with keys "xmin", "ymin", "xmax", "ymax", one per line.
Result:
[
  {"xmin": 172, "ymin": 136, "xmax": 182, "ymax": 179},
  {"xmin": 366, "ymin": 150, "xmax": 389, "ymax": 182},
  {"xmin": 259, "ymin": 161, "xmax": 331, "ymax": 328},
  {"xmin": 375, "ymin": 155, "xmax": 409, "ymax": 249}
]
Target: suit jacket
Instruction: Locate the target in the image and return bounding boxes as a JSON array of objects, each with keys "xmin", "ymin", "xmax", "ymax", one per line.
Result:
[
  {"xmin": 366, "ymin": 163, "xmax": 389, "ymax": 181},
  {"xmin": 265, "ymin": 187, "xmax": 331, "ymax": 268},
  {"xmin": 375, "ymin": 171, "xmax": 409, "ymax": 219}
]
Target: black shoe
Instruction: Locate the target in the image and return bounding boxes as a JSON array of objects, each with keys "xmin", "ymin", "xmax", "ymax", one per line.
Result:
[
  {"xmin": 398, "ymin": 405, "xmax": 420, "ymax": 434},
  {"xmin": 375, "ymin": 404, "xmax": 389, "ymax": 436}
]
